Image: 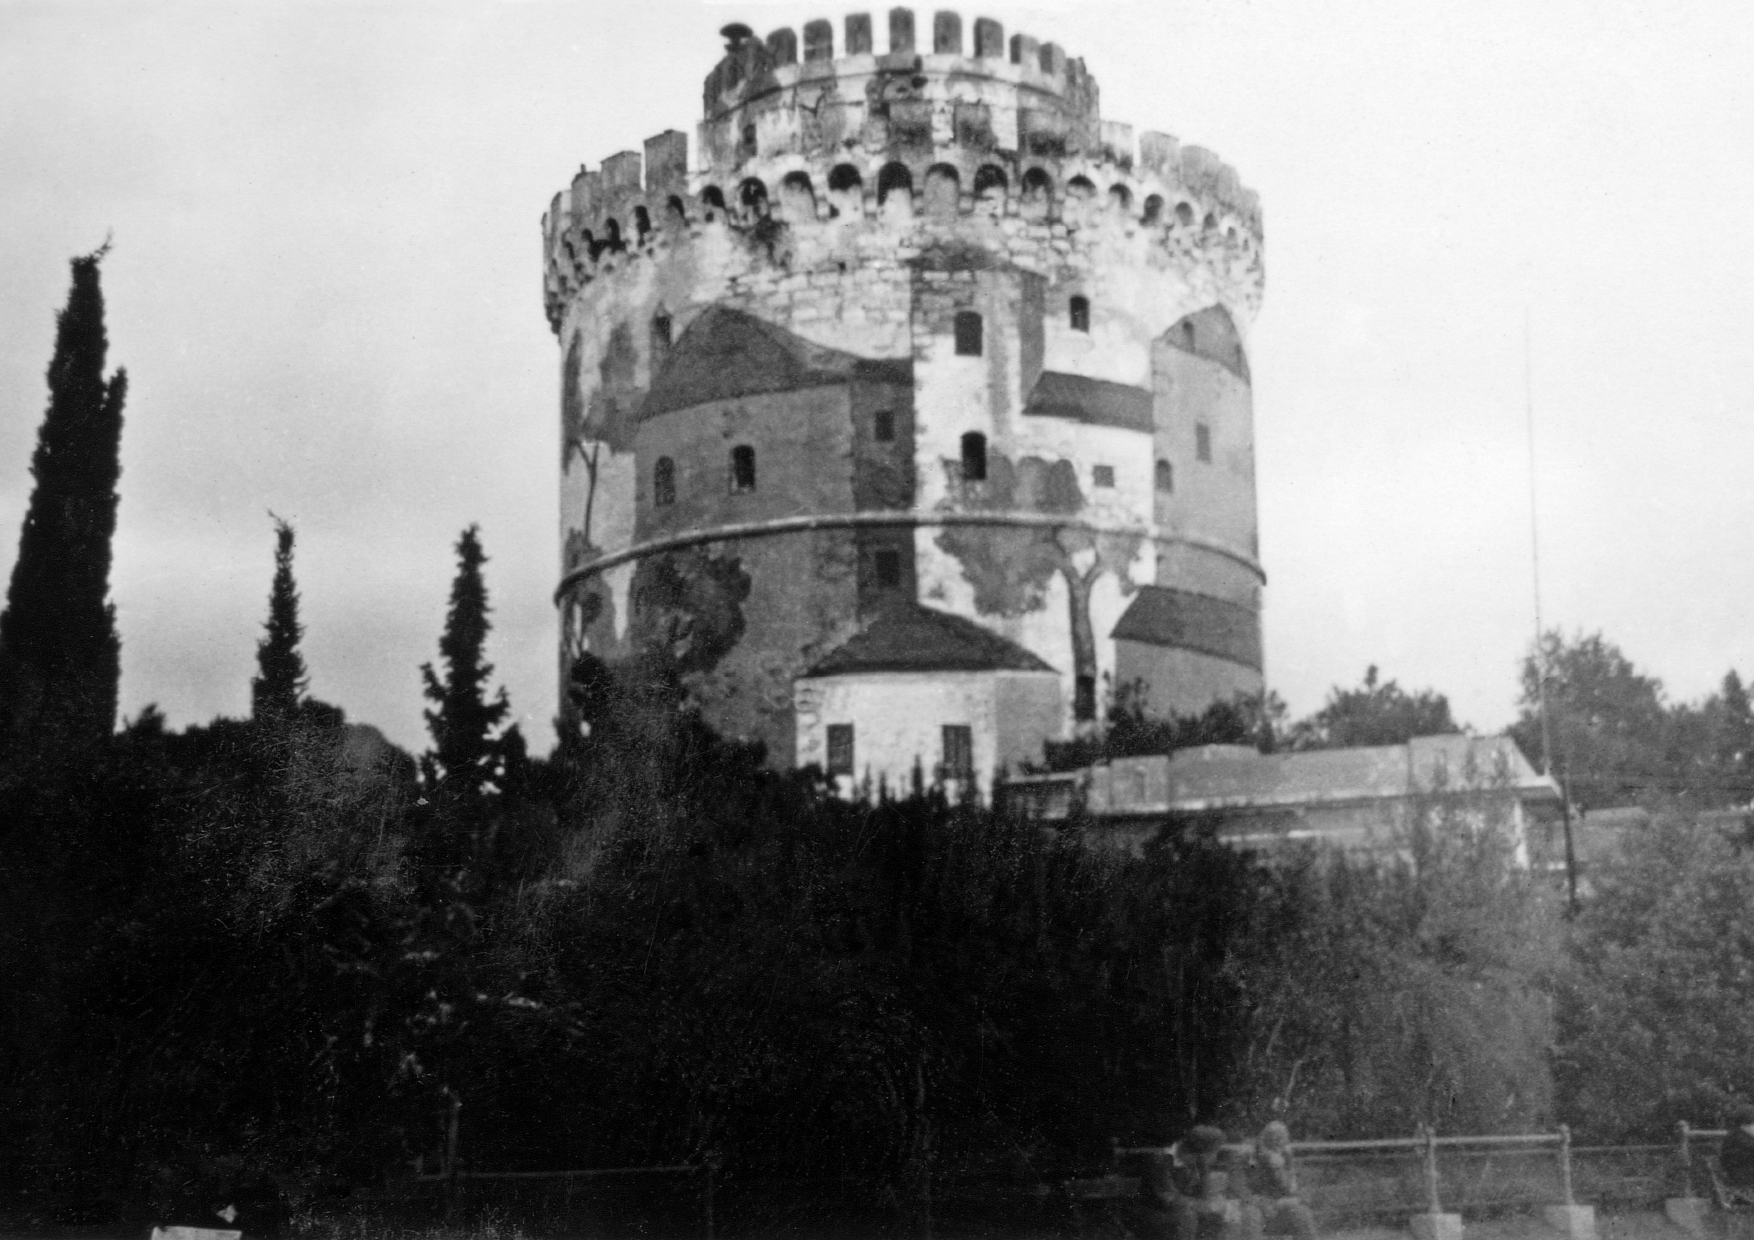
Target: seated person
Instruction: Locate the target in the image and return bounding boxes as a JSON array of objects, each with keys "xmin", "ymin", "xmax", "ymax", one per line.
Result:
[
  {"xmin": 1124, "ymin": 1126, "xmax": 1236, "ymax": 1240},
  {"xmin": 1178, "ymin": 1126, "xmax": 1241, "ymax": 1240},
  {"xmin": 1244, "ymin": 1122, "xmax": 1317, "ymax": 1240}
]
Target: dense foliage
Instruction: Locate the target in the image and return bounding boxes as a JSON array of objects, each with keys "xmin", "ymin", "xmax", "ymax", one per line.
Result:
[
  {"xmin": 7, "ymin": 258, "xmax": 1754, "ymax": 1229},
  {"xmin": 0, "ymin": 248, "xmax": 128, "ymax": 763}
]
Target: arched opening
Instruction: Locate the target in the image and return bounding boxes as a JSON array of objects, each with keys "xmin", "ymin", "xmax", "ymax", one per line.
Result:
[
  {"xmin": 1142, "ymin": 194, "xmax": 1164, "ymax": 225},
  {"xmin": 730, "ymin": 444, "xmax": 757, "ymax": 493},
  {"xmin": 602, "ymin": 218, "xmax": 624, "ymax": 252},
  {"xmin": 1066, "ymin": 175, "xmax": 1096, "ymax": 199},
  {"xmin": 1174, "ymin": 200, "xmax": 1195, "ymax": 227},
  {"xmin": 1020, "ymin": 167, "xmax": 1052, "ymax": 219},
  {"xmin": 779, "ymin": 170, "xmax": 817, "ymax": 222},
  {"xmin": 1108, "ymin": 184, "xmax": 1132, "ymax": 213},
  {"xmin": 702, "ymin": 186, "xmax": 728, "ymax": 219},
  {"xmin": 650, "ymin": 310, "xmax": 672, "ymax": 359},
  {"xmin": 633, "ymin": 205, "xmax": 652, "ymax": 239},
  {"xmin": 877, "ymin": 161, "xmax": 913, "ymax": 222},
  {"xmin": 876, "ymin": 161, "xmax": 913, "ymax": 205},
  {"xmin": 826, "ymin": 164, "xmax": 864, "ymax": 219},
  {"xmin": 973, "ymin": 164, "xmax": 1007, "ymax": 216},
  {"xmin": 953, "ymin": 311, "xmax": 983, "ymax": 356},
  {"xmin": 960, "ymin": 431, "xmax": 987, "ymax": 482},
  {"xmin": 1202, "ymin": 212, "xmax": 1217, "ymax": 231},
  {"xmin": 666, "ymin": 194, "xmax": 688, "ymax": 223},
  {"xmin": 653, "ymin": 456, "xmax": 676, "ymax": 507},
  {"xmin": 923, "ymin": 163, "xmax": 960, "ymax": 219},
  {"xmin": 1069, "ymin": 295, "xmax": 1090, "ymax": 332},
  {"xmin": 738, "ymin": 177, "xmax": 770, "ymax": 219}
]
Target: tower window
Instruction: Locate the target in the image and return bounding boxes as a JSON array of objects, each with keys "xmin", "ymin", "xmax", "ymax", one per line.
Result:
[
  {"xmin": 953, "ymin": 311, "xmax": 983, "ymax": 356},
  {"xmin": 651, "ymin": 312, "xmax": 672, "ymax": 356},
  {"xmin": 941, "ymin": 724, "xmax": 974, "ymax": 780},
  {"xmin": 960, "ymin": 431, "xmax": 987, "ymax": 482},
  {"xmin": 1069, "ymin": 296, "xmax": 1090, "ymax": 332},
  {"xmin": 1195, "ymin": 423, "xmax": 1212, "ymax": 463},
  {"xmin": 730, "ymin": 444, "xmax": 757, "ymax": 493},
  {"xmin": 653, "ymin": 456, "xmax": 675, "ymax": 507},
  {"xmin": 1155, "ymin": 459, "xmax": 1174, "ymax": 493},
  {"xmin": 874, "ymin": 549, "xmax": 901, "ymax": 588},
  {"xmin": 873, "ymin": 409, "xmax": 895, "ymax": 442},
  {"xmin": 1093, "ymin": 464, "xmax": 1114, "ymax": 488},
  {"xmin": 827, "ymin": 724, "xmax": 855, "ymax": 776}
]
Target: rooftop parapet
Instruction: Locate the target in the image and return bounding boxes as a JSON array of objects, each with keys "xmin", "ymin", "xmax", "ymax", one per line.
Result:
[{"xmin": 702, "ymin": 10, "xmax": 1098, "ymax": 125}]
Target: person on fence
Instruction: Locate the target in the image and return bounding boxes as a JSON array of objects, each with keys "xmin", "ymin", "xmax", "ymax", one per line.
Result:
[{"xmin": 1243, "ymin": 1122, "xmax": 1317, "ymax": 1240}]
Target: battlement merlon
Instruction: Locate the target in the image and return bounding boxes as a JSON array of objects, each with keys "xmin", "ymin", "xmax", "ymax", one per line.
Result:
[
  {"xmin": 699, "ymin": 11, "xmax": 1103, "ymax": 174},
  {"xmin": 541, "ymin": 16, "xmax": 1259, "ymax": 241}
]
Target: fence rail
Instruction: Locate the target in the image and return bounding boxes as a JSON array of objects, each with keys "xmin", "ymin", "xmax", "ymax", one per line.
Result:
[{"xmin": 357, "ymin": 1121, "xmax": 1738, "ymax": 1238}]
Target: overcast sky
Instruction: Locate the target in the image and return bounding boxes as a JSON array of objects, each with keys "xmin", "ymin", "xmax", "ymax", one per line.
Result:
[{"xmin": 3, "ymin": 0, "xmax": 1751, "ymax": 753}]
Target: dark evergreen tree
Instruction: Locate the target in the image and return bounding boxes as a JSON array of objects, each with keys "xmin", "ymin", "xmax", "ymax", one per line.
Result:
[
  {"xmin": 420, "ymin": 525, "xmax": 511, "ymax": 806},
  {"xmin": 0, "ymin": 248, "xmax": 128, "ymax": 764},
  {"xmin": 250, "ymin": 516, "xmax": 307, "ymax": 723}
]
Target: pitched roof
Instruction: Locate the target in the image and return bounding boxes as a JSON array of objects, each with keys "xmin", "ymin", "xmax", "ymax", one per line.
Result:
[
  {"xmin": 1163, "ymin": 305, "xmax": 1252, "ymax": 383},
  {"xmin": 642, "ymin": 306, "xmax": 911, "ymax": 418},
  {"xmin": 1111, "ymin": 586, "xmax": 1262, "ymax": 670},
  {"xmin": 802, "ymin": 603, "xmax": 1056, "ymax": 678},
  {"xmin": 1022, "ymin": 371, "xmax": 1154, "ymax": 432}
]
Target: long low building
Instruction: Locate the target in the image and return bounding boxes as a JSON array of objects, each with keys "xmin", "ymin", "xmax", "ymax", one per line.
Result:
[{"xmin": 999, "ymin": 733, "xmax": 1562, "ymax": 860}]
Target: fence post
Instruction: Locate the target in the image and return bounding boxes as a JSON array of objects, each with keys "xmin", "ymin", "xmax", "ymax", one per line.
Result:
[
  {"xmin": 443, "ymin": 1089, "xmax": 463, "ymax": 1225},
  {"xmin": 1559, "ymin": 1124, "xmax": 1574, "ymax": 1206},
  {"xmin": 1424, "ymin": 1125, "xmax": 1442, "ymax": 1215},
  {"xmin": 704, "ymin": 1151, "xmax": 721, "ymax": 1240}
]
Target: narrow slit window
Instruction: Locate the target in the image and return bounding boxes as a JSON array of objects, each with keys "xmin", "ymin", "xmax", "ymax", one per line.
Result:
[
  {"xmin": 874, "ymin": 548, "xmax": 901, "ymax": 588},
  {"xmin": 1155, "ymin": 459, "xmax": 1174, "ymax": 493},
  {"xmin": 653, "ymin": 456, "xmax": 675, "ymax": 507},
  {"xmin": 827, "ymin": 724, "xmax": 855, "ymax": 776},
  {"xmin": 960, "ymin": 431, "xmax": 987, "ymax": 482},
  {"xmin": 942, "ymin": 725, "xmax": 974, "ymax": 779},
  {"xmin": 873, "ymin": 409, "xmax": 895, "ymax": 442},
  {"xmin": 651, "ymin": 312, "xmax": 672, "ymax": 356},
  {"xmin": 1195, "ymin": 423, "xmax": 1212, "ymax": 463},
  {"xmin": 730, "ymin": 444, "xmax": 757, "ymax": 493},
  {"xmin": 1069, "ymin": 296, "xmax": 1090, "ymax": 332},
  {"xmin": 954, "ymin": 311, "xmax": 983, "ymax": 356},
  {"xmin": 1093, "ymin": 464, "xmax": 1114, "ymax": 488}
]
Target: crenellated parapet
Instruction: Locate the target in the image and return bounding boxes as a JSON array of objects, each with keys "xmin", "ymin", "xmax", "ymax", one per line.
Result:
[
  {"xmin": 541, "ymin": 138, "xmax": 1264, "ymax": 337},
  {"xmin": 541, "ymin": 9, "xmax": 1262, "ymax": 335}
]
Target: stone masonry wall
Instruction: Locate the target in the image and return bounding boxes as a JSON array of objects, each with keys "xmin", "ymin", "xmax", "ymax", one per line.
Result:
[{"xmin": 550, "ymin": 11, "xmax": 1267, "ymax": 754}]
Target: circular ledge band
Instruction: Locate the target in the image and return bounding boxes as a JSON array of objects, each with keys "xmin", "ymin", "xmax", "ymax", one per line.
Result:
[{"xmin": 553, "ymin": 510, "xmax": 1264, "ymax": 604}]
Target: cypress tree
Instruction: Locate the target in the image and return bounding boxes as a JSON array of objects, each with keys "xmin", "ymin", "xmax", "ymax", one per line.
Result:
[
  {"xmin": 250, "ymin": 516, "xmax": 307, "ymax": 723},
  {"xmin": 421, "ymin": 525, "xmax": 510, "ymax": 804},
  {"xmin": 0, "ymin": 248, "xmax": 128, "ymax": 763}
]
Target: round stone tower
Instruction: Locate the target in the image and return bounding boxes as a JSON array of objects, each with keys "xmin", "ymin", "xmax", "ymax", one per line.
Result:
[{"xmin": 546, "ymin": 10, "xmax": 1266, "ymax": 792}]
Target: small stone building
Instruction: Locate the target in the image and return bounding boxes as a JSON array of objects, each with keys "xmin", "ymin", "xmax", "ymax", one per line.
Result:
[
  {"xmin": 794, "ymin": 602, "xmax": 1062, "ymax": 798},
  {"xmin": 1000, "ymin": 734, "xmax": 1561, "ymax": 861}
]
